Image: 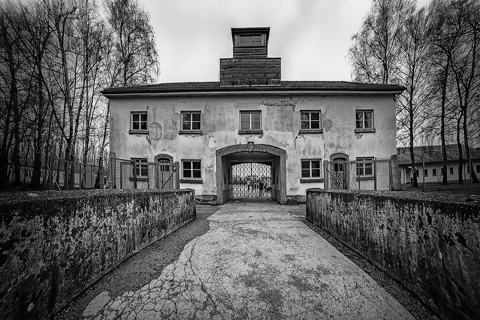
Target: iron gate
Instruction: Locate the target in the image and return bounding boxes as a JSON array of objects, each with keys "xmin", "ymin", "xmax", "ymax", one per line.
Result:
[{"xmin": 232, "ymin": 162, "xmax": 272, "ymax": 198}]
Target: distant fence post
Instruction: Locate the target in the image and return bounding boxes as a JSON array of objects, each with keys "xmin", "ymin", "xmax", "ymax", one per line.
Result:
[
  {"xmin": 389, "ymin": 154, "xmax": 402, "ymax": 191},
  {"xmin": 323, "ymin": 160, "xmax": 329, "ymax": 190},
  {"xmin": 109, "ymin": 152, "xmax": 116, "ymax": 189},
  {"xmin": 174, "ymin": 161, "xmax": 180, "ymax": 189},
  {"xmin": 374, "ymin": 158, "xmax": 377, "ymax": 191}
]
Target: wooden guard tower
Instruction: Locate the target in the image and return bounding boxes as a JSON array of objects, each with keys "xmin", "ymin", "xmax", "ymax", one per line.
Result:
[{"xmin": 220, "ymin": 27, "xmax": 281, "ymax": 87}]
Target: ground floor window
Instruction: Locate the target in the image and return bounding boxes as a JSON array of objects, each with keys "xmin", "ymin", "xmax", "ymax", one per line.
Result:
[
  {"xmin": 424, "ymin": 169, "xmax": 428, "ymax": 177},
  {"xmin": 450, "ymin": 167, "xmax": 454, "ymax": 175},
  {"xmin": 182, "ymin": 160, "xmax": 201, "ymax": 178},
  {"xmin": 476, "ymin": 164, "xmax": 480, "ymax": 173},
  {"xmin": 131, "ymin": 158, "xmax": 148, "ymax": 177},
  {"xmin": 301, "ymin": 159, "xmax": 321, "ymax": 178},
  {"xmin": 356, "ymin": 157, "xmax": 373, "ymax": 176},
  {"xmin": 432, "ymin": 168, "xmax": 437, "ymax": 176}
]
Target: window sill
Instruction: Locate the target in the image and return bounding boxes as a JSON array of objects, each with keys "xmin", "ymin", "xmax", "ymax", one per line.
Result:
[
  {"xmin": 180, "ymin": 179, "xmax": 203, "ymax": 184},
  {"xmin": 129, "ymin": 177, "xmax": 148, "ymax": 181},
  {"xmin": 179, "ymin": 130, "xmax": 203, "ymax": 135},
  {"xmin": 356, "ymin": 176, "xmax": 374, "ymax": 181},
  {"xmin": 355, "ymin": 128, "xmax": 376, "ymax": 133},
  {"xmin": 300, "ymin": 178, "xmax": 324, "ymax": 183},
  {"xmin": 129, "ymin": 129, "xmax": 149, "ymax": 135},
  {"xmin": 299, "ymin": 129, "xmax": 323, "ymax": 134},
  {"xmin": 238, "ymin": 130, "xmax": 263, "ymax": 134}
]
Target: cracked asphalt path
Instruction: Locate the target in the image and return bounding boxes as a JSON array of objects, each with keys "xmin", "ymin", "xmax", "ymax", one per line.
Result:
[{"xmin": 81, "ymin": 200, "xmax": 414, "ymax": 320}]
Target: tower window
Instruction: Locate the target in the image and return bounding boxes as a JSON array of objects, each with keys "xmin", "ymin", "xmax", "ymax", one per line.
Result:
[{"xmin": 239, "ymin": 35, "xmax": 262, "ymax": 46}]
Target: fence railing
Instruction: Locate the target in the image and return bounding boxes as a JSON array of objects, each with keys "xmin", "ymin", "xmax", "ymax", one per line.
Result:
[
  {"xmin": 6, "ymin": 158, "xmax": 105, "ymax": 191},
  {"xmin": 324, "ymin": 158, "xmax": 392, "ymax": 190},
  {"xmin": 108, "ymin": 157, "xmax": 180, "ymax": 190}
]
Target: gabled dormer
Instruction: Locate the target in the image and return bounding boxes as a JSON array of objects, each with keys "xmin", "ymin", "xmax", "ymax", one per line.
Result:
[
  {"xmin": 232, "ymin": 27, "xmax": 269, "ymax": 59},
  {"xmin": 220, "ymin": 27, "xmax": 281, "ymax": 87}
]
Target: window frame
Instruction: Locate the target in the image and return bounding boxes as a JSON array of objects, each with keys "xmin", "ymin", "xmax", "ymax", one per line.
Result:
[
  {"xmin": 355, "ymin": 110, "xmax": 376, "ymax": 133},
  {"xmin": 180, "ymin": 159, "xmax": 203, "ymax": 183},
  {"xmin": 131, "ymin": 158, "xmax": 148, "ymax": 179},
  {"xmin": 356, "ymin": 157, "xmax": 374, "ymax": 177},
  {"xmin": 300, "ymin": 159, "xmax": 323, "ymax": 183},
  {"xmin": 180, "ymin": 111, "xmax": 202, "ymax": 134},
  {"xmin": 476, "ymin": 164, "xmax": 480, "ymax": 173},
  {"xmin": 424, "ymin": 169, "xmax": 428, "ymax": 177},
  {"xmin": 449, "ymin": 167, "xmax": 454, "ymax": 175},
  {"xmin": 239, "ymin": 110, "xmax": 263, "ymax": 134},
  {"xmin": 238, "ymin": 34, "xmax": 262, "ymax": 47},
  {"xmin": 299, "ymin": 110, "xmax": 323, "ymax": 134},
  {"xmin": 129, "ymin": 111, "xmax": 148, "ymax": 134},
  {"xmin": 432, "ymin": 168, "xmax": 437, "ymax": 176}
]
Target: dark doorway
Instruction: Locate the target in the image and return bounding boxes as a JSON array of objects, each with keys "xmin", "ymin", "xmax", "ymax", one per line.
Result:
[
  {"xmin": 331, "ymin": 156, "xmax": 348, "ymax": 190},
  {"xmin": 155, "ymin": 154, "xmax": 173, "ymax": 189}
]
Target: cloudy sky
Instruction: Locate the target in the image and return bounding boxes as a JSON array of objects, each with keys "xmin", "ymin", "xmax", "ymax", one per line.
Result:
[{"xmin": 140, "ymin": 0, "xmax": 430, "ymax": 84}]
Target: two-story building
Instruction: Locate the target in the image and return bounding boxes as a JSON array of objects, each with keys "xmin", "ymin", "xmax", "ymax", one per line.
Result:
[{"xmin": 102, "ymin": 27, "xmax": 404, "ymax": 204}]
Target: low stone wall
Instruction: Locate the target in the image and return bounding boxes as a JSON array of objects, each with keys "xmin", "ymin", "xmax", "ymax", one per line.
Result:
[
  {"xmin": 306, "ymin": 188, "xmax": 480, "ymax": 320},
  {"xmin": 0, "ymin": 189, "xmax": 196, "ymax": 320}
]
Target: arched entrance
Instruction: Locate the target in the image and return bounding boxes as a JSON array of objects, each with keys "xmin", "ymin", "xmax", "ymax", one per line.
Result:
[
  {"xmin": 329, "ymin": 152, "xmax": 349, "ymax": 190},
  {"xmin": 216, "ymin": 144, "xmax": 287, "ymax": 204}
]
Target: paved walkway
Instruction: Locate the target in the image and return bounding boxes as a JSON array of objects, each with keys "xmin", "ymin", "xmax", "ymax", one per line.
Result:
[{"xmin": 82, "ymin": 200, "xmax": 414, "ymax": 320}]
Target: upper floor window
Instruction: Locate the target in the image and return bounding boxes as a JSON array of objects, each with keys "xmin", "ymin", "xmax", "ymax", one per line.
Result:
[
  {"xmin": 301, "ymin": 159, "xmax": 322, "ymax": 178},
  {"xmin": 130, "ymin": 111, "xmax": 148, "ymax": 133},
  {"xmin": 240, "ymin": 111, "xmax": 261, "ymax": 131},
  {"xmin": 131, "ymin": 158, "xmax": 148, "ymax": 177},
  {"xmin": 356, "ymin": 157, "xmax": 374, "ymax": 176},
  {"xmin": 301, "ymin": 111, "xmax": 321, "ymax": 130},
  {"xmin": 239, "ymin": 35, "xmax": 262, "ymax": 46},
  {"xmin": 355, "ymin": 110, "xmax": 375, "ymax": 133},
  {"xmin": 181, "ymin": 111, "xmax": 201, "ymax": 131}
]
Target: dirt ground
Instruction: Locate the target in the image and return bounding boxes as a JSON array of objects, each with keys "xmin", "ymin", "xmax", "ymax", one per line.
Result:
[{"xmin": 401, "ymin": 181, "xmax": 480, "ymax": 195}]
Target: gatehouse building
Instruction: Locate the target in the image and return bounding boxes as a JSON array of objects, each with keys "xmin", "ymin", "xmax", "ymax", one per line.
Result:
[{"xmin": 102, "ymin": 27, "xmax": 404, "ymax": 204}]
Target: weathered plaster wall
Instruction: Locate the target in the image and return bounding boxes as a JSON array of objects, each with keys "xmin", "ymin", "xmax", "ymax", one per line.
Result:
[
  {"xmin": 0, "ymin": 190, "xmax": 195, "ymax": 320},
  {"xmin": 110, "ymin": 94, "xmax": 396, "ymax": 197},
  {"xmin": 306, "ymin": 189, "xmax": 480, "ymax": 320}
]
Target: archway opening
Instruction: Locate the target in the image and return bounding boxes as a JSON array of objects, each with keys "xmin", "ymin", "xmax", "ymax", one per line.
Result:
[{"xmin": 216, "ymin": 144, "xmax": 286, "ymax": 204}]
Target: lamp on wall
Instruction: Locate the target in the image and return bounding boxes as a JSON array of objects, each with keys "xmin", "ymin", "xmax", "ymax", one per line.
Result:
[{"xmin": 248, "ymin": 141, "xmax": 254, "ymax": 153}]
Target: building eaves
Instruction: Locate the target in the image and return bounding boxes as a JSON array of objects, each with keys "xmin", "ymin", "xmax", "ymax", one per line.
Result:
[{"xmin": 101, "ymin": 81, "xmax": 406, "ymax": 95}]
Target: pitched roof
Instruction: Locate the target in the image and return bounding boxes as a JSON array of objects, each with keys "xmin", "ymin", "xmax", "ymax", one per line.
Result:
[
  {"xmin": 101, "ymin": 81, "xmax": 405, "ymax": 95},
  {"xmin": 397, "ymin": 144, "xmax": 480, "ymax": 164}
]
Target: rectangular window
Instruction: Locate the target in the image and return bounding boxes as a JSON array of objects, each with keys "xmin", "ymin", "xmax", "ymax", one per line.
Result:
[
  {"xmin": 424, "ymin": 169, "xmax": 428, "ymax": 177},
  {"xmin": 182, "ymin": 160, "xmax": 201, "ymax": 179},
  {"xmin": 181, "ymin": 111, "xmax": 201, "ymax": 130},
  {"xmin": 356, "ymin": 157, "xmax": 374, "ymax": 176},
  {"xmin": 131, "ymin": 158, "xmax": 148, "ymax": 177},
  {"xmin": 476, "ymin": 165, "xmax": 480, "ymax": 173},
  {"xmin": 450, "ymin": 167, "xmax": 454, "ymax": 175},
  {"xmin": 239, "ymin": 35, "xmax": 262, "ymax": 46},
  {"xmin": 301, "ymin": 111, "xmax": 321, "ymax": 130},
  {"xmin": 131, "ymin": 112, "xmax": 148, "ymax": 131},
  {"xmin": 432, "ymin": 168, "xmax": 437, "ymax": 176},
  {"xmin": 240, "ymin": 111, "xmax": 261, "ymax": 130},
  {"xmin": 355, "ymin": 110, "xmax": 374, "ymax": 129},
  {"xmin": 301, "ymin": 159, "xmax": 321, "ymax": 178}
]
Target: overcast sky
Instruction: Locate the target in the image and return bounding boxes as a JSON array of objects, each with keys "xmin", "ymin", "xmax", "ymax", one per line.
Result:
[{"xmin": 140, "ymin": 0, "xmax": 430, "ymax": 84}]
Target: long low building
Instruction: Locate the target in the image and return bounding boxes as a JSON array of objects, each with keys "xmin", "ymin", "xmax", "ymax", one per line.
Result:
[
  {"xmin": 397, "ymin": 144, "xmax": 480, "ymax": 184},
  {"xmin": 102, "ymin": 27, "xmax": 404, "ymax": 204}
]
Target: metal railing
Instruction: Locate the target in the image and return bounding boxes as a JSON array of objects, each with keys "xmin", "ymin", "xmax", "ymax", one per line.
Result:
[{"xmin": 324, "ymin": 158, "xmax": 391, "ymax": 190}]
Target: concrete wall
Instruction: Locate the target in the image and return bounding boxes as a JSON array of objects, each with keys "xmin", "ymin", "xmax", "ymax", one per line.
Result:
[
  {"xmin": 306, "ymin": 189, "xmax": 480, "ymax": 320},
  {"xmin": 0, "ymin": 189, "xmax": 196, "ymax": 320},
  {"xmin": 110, "ymin": 93, "xmax": 397, "ymax": 198}
]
